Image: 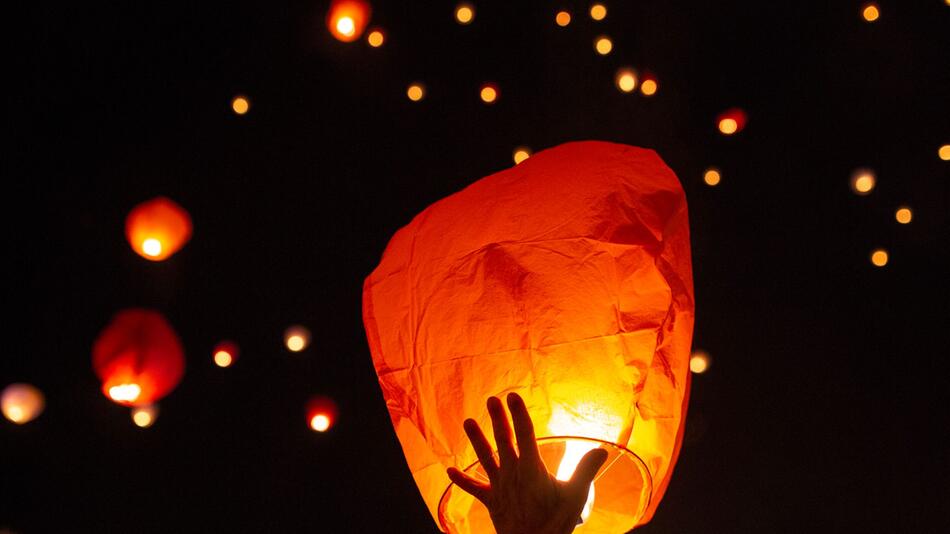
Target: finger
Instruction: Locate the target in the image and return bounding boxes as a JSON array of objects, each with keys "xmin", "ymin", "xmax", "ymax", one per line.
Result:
[
  {"xmin": 567, "ymin": 448, "xmax": 608, "ymax": 497},
  {"xmin": 463, "ymin": 418, "xmax": 499, "ymax": 482},
  {"xmin": 506, "ymin": 393, "xmax": 540, "ymax": 464},
  {"xmin": 486, "ymin": 396, "xmax": 517, "ymax": 469},
  {"xmin": 447, "ymin": 467, "xmax": 491, "ymax": 504}
]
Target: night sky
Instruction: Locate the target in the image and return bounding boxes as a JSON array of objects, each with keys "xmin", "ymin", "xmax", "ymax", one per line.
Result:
[{"xmin": 3, "ymin": 1, "xmax": 949, "ymax": 533}]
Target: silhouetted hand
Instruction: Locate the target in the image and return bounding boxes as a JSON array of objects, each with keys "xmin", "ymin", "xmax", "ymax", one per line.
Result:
[{"xmin": 447, "ymin": 393, "xmax": 608, "ymax": 534}]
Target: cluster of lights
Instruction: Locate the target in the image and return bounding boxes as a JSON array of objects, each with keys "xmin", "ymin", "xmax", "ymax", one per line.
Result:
[{"xmin": 848, "ymin": 167, "xmax": 922, "ymax": 268}]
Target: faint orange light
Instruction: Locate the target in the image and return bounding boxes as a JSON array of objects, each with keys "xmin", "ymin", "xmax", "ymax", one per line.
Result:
[
  {"xmin": 870, "ymin": 249, "xmax": 888, "ymax": 267},
  {"xmin": 213, "ymin": 340, "xmax": 239, "ymax": 368},
  {"xmin": 285, "ymin": 325, "xmax": 311, "ymax": 352},
  {"xmin": 862, "ymin": 4, "xmax": 880, "ymax": 22},
  {"xmin": 367, "ymin": 28, "xmax": 385, "ymax": 47},
  {"xmin": 132, "ymin": 405, "xmax": 158, "ymax": 428},
  {"xmin": 307, "ymin": 396, "xmax": 338, "ymax": 432},
  {"xmin": 231, "ymin": 95, "xmax": 250, "ymax": 115},
  {"xmin": 1, "ymin": 383, "xmax": 45, "ymax": 424},
  {"xmin": 407, "ymin": 83, "xmax": 425, "ymax": 102},
  {"xmin": 590, "ymin": 4, "xmax": 607, "ymax": 21},
  {"xmin": 479, "ymin": 84, "xmax": 498, "ymax": 104},
  {"xmin": 555, "ymin": 11, "xmax": 571, "ymax": 27},
  {"xmin": 717, "ymin": 108, "xmax": 747, "ymax": 135},
  {"xmin": 850, "ymin": 169, "xmax": 876, "ymax": 195},
  {"xmin": 595, "ymin": 36, "xmax": 613, "ymax": 55},
  {"xmin": 125, "ymin": 197, "xmax": 193, "ymax": 261},
  {"xmin": 615, "ymin": 68, "xmax": 637, "ymax": 93},
  {"xmin": 455, "ymin": 3, "xmax": 474, "ymax": 25},
  {"xmin": 689, "ymin": 351, "xmax": 711, "ymax": 374},
  {"xmin": 640, "ymin": 74, "xmax": 658, "ymax": 96},
  {"xmin": 513, "ymin": 147, "xmax": 532, "ymax": 164},
  {"xmin": 327, "ymin": 0, "xmax": 371, "ymax": 42},
  {"xmin": 703, "ymin": 168, "xmax": 721, "ymax": 186},
  {"xmin": 939, "ymin": 144, "xmax": 950, "ymax": 161},
  {"xmin": 895, "ymin": 207, "xmax": 912, "ymax": 224}
]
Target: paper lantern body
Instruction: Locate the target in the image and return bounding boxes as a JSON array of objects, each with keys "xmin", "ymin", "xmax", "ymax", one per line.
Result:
[
  {"xmin": 125, "ymin": 196, "xmax": 192, "ymax": 261},
  {"xmin": 306, "ymin": 395, "xmax": 339, "ymax": 432},
  {"xmin": 326, "ymin": 0, "xmax": 371, "ymax": 42},
  {"xmin": 92, "ymin": 309, "xmax": 185, "ymax": 407},
  {"xmin": 1, "ymin": 383, "xmax": 46, "ymax": 424},
  {"xmin": 363, "ymin": 141, "xmax": 694, "ymax": 532}
]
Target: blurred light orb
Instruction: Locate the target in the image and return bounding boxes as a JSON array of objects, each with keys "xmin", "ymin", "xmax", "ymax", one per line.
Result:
[
  {"xmin": 125, "ymin": 196, "xmax": 193, "ymax": 262},
  {"xmin": 689, "ymin": 351, "xmax": 711, "ymax": 374},
  {"xmin": 142, "ymin": 238, "xmax": 163, "ymax": 257},
  {"xmin": 455, "ymin": 4, "xmax": 474, "ymax": 25},
  {"xmin": 590, "ymin": 4, "xmax": 607, "ymax": 21},
  {"xmin": 367, "ymin": 29, "xmax": 385, "ymax": 47},
  {"xmin": 895, "ymin": 207, "xmax": 912, "ymax": 224},
  {"xmin": 326, "ymin": 0, "xmax": 371, "ymax": 42},
  {"xmin": 231, "ymin": 96, "xmax": 250, "ymax": 115},
  {"xmin": 641, "ymin": 78, "xmax": 658, "ymax": 96},
  {"xmin": 109, "ymin": 384, "xmax": 142, "ymax": 403},
  {"xmin": 479, "ymin": 84, "xmax": 498, "ymax": 104},
  {"xmin": 595, "ymin": 36, "xmax": 613, "ymax": 55},
  {"xmin": 870, "ymin": 249, "xmax": 889, "ymax": 267},
  {"xmin": 407, "ymin": 83, "xmax": 425, "ymax": 102},
  {"xmin": 131, "ymin": 405, "xmax": 158, "ymax": 428},
  {"xmin": 1, "ymin": 383, "xmax": 45, "ymax": 424},
  {"xmin": 615, "ymin": 68, "xmax": 637, "ymax": 93},
  {"xmin": 555, "ymin": 11, "xmax": 571, "ymax": 26},
  {"xmin": 285, "ymin": 325, "xmax": 311, "ymax": 352},
  {"xmin": 213, "ymin": 340, "xmax": 240, "ymax": 368},
  {"xmin": 862, "ymin": 4, "xmax": 880, "ymax": 22},
  {"xmin": 717, "ymin": 108, "xmax": 748, "ymax": 135},
  {"xmin": 850, "ymin": 169, "xmax": 876, "ymax": 195},
  {"xmin": 307, "ymin": 396, "xmax": 338, "ymax": 432},
  {"xmin": 703, "ymin": 168, "xmax": 721, "ymax": 186},
  {"xmin": 939, "ymin": 144, "xmax": 950, "ymax": 161},
  {"xmin": 513, "ymin": 147, "xmax": 532, "ymax": 164}
]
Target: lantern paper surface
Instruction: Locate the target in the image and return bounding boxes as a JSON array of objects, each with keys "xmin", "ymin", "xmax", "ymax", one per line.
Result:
[
  {"xmin": 92, "ymin": 309, "xmax": 185, "ymax": 406},
  {"xmin": 125, "ymin": 196, "xmax": 192, "ymax": 261},
  {"xmin": 363, "ymin": 141, "xmax": 694, "ymax": 531}
]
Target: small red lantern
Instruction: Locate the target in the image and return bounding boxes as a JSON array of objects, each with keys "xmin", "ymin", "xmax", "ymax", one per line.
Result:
[
  {"xmin": 92, "ymin": 309, "xmax": 185, "ymax": 407},
  {"xmin": 717, "ymin": 107, "xmax": 748, "ymax": 135},
  {"xmin": 125, "ymin": 196, "xmax": 193, "ymax": 261},
  {"xmin": 306, "ymin": 396, "xmax": 338, "ymax": 432},
  {"xmin": 326, "ymin": 0, "xmax": 371, "ymax": 42},
  {"xmin": 212, "ymin": 340, "xmax": 240, "ymax": 368}
]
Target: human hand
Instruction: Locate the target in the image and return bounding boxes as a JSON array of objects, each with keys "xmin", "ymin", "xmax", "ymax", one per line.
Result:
[{"xmin": 446, "ymin": 393, "xmax": 608, "ymax": 534}]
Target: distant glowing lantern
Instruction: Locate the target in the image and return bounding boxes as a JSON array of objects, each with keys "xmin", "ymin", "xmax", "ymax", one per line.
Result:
[
  {"xmin": 850, "ymin": 169, "xmax": 876, "ymax": 195},
  {"xmin": 407, "ymin": 83, "xmax": 426, "ymax": 102},
  {"xmin": 131, "ymin": 404, "xmax": 159, "ymax": 428},
  {"xmin": 326, "ymin": 0, "xmax": 371, "ymax": 42},
  {"xmin": 367, "ymin": 28, "xmax": 385, "ymax": 47},
  {"xmin": 479, "ymin": 84, "xmax": 498, "ymax": 104},
  {"xmin": 306, "ymin": 396, "xmax": 338, "ymax": 432},
  {"xmin": 717, "ymin": 108, "xmax": 747, "ymax": 135},
  {"xmin": 125, "ymin": 196, "xmax": 193, "ymax": 261},
  {"xmin": 616, "ymin": 68, "xmax": 637, "ymax": 93},
  {"xmin": 284, "ymin": 325, "xmax": 311, "ymax": 352},
  {"xmin": 363, "ymin": 141, "xmax": 694, "ymax": 533},
  {"xmin": 213, "ymin": 340, "xmax": 240, "ymax": 368},
  {"xmin": 92, "ymin": 309, "xmax": 185, "ymax": 407},
  {"xmin": 455, "ymin": 3, "xmax": 475, "ymax": 25},
  {"xmin": 895, "ymin": 207, "xmax": 912, "ymax": 224},
  {"xmin": 870, "ymin": 248, "xmax": 888, "ymax": 267},
  {"xmin": 689, "ymin": 351, "xmax": 711, "ymax": 374},
  {"xmin": 939, "ymin": 144, "xmax": 950, "ymax": 161},
  {"xmin": 555, "ymin": 11, "xmax": 571, "ymax": 27},
  {"xmin": 641, "ymin": 74, "xmax": 658, "ymax": 96},
  {"xmin": 512, "ymin": 147, "xmax": 531, "ymax": 165},
  {"xmin": 862, "ymin": 3, "xmax": 880, "ymax": 22},
  {"xmin": 231, "ymin": 95, "xmax": 250, "ymax": 115},
  {"xmin": 590, "ymin": 3, "xmax": 607, "ymax": 21},
  {"xmin": 703, "ymin": 168, "xmax": 722, "ymax": 186},
  {"xmin": 594, "ymin": 35, "xmax": 613, "ymax": 55},
  {"xmin": 1, "ymin": 383, "xmax": 45, "ymax": 424}
]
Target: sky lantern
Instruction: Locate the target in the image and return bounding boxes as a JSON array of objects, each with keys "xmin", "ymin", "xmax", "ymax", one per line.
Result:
[
  {"xmin": 1, "ymin": 383, "xmax": 45, "ymax": 424},
  {"xmin": 640, "ymin": 73, "xmax": 658, "ymax": 96},
  {"xmin": 717, "ymin": 108, "xmax": 747, "ymax": 135},
  {"xmin": 213, "ymin": 340, "xmax": 240, "ymax": 368},
  {"xmin": 306, "ymin": 396, "xmax": 338, "ymax": 432},
  {"xmin": 92, "ymin": 309, "xmax": 185, "ymax": 407},
  {"xmin": 363, "ymin": 141, "xmax": 694, "ymax": 532},
  {"xmin": 478, "ymin": 83, "xmax": 498, "ymax": 104},
  {"xmin": 850, "ymin": 168, "xmax": 876, "ymax": 195},
  {"xmin": 284, "ymin": 325, "xmax": 311, "ymax": 352},
  {"xmin": 131, "ymin": 404, "xmax": 159, "ymax": 428},
  {"xmin": 125, "ymin": 196, "xmax": 193, "ymax": 261},
  {"xmin": 326, "ymin": 0, "xmax": 371, "ymax": 42}
]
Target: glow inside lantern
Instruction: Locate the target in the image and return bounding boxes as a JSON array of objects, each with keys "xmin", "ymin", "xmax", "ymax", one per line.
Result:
[
  {"xmin": 326, "ymin": 0, "xmax": 371, "ymax": 42},
  {"xmin": 363, "ymin": 141, "xmax": 694, "ymax": 533},
  {"xmin": 306, "ymin": 396, "xmax": 338, "ymax": 432},
  {"xmin": 213, "ymin": 340, "xmax": 240, "ymax": 368},
  {"xmin": 125, "ymin": 196, "xmax": 193, "ymax": 261},
  {"xmin": 1, "ymin": 383, "xmax": 45, "ymax": 424},
  {"xmin": 93, "ymin": 309, "xmax": 185, "ymax": 407}
]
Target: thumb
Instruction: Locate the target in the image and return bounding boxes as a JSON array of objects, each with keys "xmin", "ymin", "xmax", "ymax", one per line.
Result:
[{"xmin": 567, "ymin": 448, "xmax": 608, "ymax": 495}]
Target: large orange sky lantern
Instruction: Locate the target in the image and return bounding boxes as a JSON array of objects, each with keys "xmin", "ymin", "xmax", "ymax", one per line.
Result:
[
  {"xmin": 326, "ymin": 0, "xmax": 371, "ymax": 42},
  {"xmin": 125, "ymin": 196, "xmax": 193, "ymax": 261},
  {"xmin": 92, "ymin": 309, "xmax": 185, "ymax": 407},
  {"xmin": 363, "ymin": 141, "xmax": 695, "ymax": 532}
]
